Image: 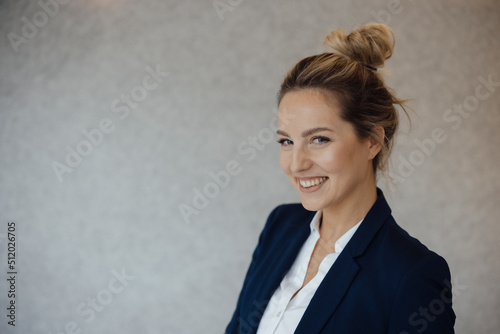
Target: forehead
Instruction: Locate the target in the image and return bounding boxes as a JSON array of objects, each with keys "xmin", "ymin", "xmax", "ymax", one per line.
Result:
[{"xmin": 277, "ymin": 89, "xmax": 342, "ymax": 128}]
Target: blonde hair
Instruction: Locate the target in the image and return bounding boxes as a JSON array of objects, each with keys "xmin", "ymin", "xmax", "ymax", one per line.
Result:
[{"xmin": 277, "ymin": 23, "xmax": 409, "ymax": 178}]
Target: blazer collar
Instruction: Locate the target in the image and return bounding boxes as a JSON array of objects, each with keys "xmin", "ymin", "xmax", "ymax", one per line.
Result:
[
  {"xmin": 294, "ymin": 187, "xmax": 392, "ymax": 333},
  {"xmin": 347, "ymin": 187, "xmax": 392, "ymax": 258}
]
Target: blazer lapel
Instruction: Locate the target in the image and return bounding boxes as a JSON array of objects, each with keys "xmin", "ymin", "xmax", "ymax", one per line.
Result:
[
  {"xmin": 294, "ymin": 248, "xmax": 360, "ymax": 334},
  {"xmin": 294, "ymin": 189, "xmax": 392, "ymax": 333},
  {"xmin": 249, "ymin": 210, "xmax": 314, "ymax": 331}
]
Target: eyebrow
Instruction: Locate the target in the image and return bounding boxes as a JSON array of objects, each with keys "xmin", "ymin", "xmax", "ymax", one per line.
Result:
[{"xmin": 277, "ymin": 127, "xmax": 333, "ymax": 138}]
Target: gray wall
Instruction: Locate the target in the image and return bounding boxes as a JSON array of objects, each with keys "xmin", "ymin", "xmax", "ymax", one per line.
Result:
[{"xmin": 0, "ymin": 0, "xmax": 499, "ymax": 333}]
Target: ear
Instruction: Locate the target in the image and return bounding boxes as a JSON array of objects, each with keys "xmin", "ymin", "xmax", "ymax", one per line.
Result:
[{"xmin": 367, "ymin": 126, "xmax": 384, "ymax": 160}]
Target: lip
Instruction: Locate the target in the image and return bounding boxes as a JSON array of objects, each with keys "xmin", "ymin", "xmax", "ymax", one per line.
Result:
[{"xmin": 295, "ymin": 176, "xmax": 329, "ymax": 193}]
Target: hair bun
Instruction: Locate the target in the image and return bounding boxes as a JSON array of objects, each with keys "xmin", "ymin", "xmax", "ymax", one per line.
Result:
[{"xmin": 324, "ymin": 23, "xmax": 395, "ymax": 69}]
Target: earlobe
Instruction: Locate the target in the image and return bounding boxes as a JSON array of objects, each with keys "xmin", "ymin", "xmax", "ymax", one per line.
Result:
[{"xmin": 368, "ymin": 126, "xmax": 385, "ymax": 160}]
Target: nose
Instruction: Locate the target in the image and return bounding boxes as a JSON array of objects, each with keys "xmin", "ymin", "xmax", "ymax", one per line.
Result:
[{"xmin": 290, "ymin": 145, "xmax": 312, "ymax": 173}]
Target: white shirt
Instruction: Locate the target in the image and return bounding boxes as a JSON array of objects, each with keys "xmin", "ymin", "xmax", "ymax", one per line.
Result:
[{"xmin": 256, "ymin": 210, "xmax": 362, "ymax": 334}]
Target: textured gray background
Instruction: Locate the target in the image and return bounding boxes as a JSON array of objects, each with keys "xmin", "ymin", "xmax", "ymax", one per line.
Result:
[{"xmin": 0, "ymin": 0, "xmax": 499, "ymax": 333}]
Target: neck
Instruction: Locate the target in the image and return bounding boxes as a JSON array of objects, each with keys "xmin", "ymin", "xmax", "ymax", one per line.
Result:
[{"xmin": 319, "ymin": 179, "xmax": 378, "ymax": 244}]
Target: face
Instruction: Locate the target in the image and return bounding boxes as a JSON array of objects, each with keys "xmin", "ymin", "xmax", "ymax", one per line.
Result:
[{"xmin": 277, "ymin": 89, "xmax": 380, "ymax": 212}]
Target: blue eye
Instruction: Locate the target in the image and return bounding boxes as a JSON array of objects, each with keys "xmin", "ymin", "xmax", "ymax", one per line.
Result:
[
  {"xmin": 277, "ymin": 138, "xmax": 293, "ymax": 146},
  {"xmin": 312, "ymin": 136, "xmax": 331, "ymax": 144}
]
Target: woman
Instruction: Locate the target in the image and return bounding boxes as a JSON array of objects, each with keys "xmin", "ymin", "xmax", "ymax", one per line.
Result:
[{"xmin": 225, "ymin": 23, "xmax": 455, "ymax": 334}]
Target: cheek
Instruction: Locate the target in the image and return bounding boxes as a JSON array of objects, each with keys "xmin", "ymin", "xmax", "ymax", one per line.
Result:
[
  {"xmin": 324, "ymin": 143, "xmax": 368, "ymax": 176},
  {"xmin": 316, "ymin": 147, "xmax": 345, "ymax": 173}
]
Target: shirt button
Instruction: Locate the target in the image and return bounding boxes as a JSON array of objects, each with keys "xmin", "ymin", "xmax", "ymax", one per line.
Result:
[{"xmin": 276, "ymin": 311, "xmax": 282, "ymax": 317}]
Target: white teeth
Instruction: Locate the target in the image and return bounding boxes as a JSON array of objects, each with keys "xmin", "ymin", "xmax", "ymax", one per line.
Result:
[{"xmin": 298, "ymin": 177, "xmax": 327, "ymax": 188}]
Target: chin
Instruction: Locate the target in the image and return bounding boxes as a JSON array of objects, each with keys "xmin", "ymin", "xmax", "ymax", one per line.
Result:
[{"xmin": 299, "ymin": 198, "xmax": 325, "ymax": 212}]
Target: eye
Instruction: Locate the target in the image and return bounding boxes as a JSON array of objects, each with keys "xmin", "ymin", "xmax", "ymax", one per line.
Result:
[
  {"xmin": 277, "ymin": 138, "xmax": 293, "ymax": 146},
  {"xmin": 312, "ymin": 136, "xmax": 331, "ymax": 144}
]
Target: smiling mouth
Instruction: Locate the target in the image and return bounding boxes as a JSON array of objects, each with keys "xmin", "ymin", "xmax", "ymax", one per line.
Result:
[{"xmin": 297, "ymin": 177, "xmax": 328, "ymax": 189}]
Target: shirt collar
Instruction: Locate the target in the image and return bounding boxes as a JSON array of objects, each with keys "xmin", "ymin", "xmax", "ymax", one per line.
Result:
[
  {"xmin": 309, "ymin": 210, "xmax": 322, "ymax": 234},
  {"xmin": 308, "ymin": 210, "xmax": 363, "ymax": 253},
  {"xmin": 335, "ymin": 219, "xmax": 363, "ymax": 253}
]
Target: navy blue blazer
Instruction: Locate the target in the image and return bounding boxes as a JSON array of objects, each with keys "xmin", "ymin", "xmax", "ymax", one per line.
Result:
[{"xmin": 225, "ymin": 189, "xmax": 455, "ymax": 334}]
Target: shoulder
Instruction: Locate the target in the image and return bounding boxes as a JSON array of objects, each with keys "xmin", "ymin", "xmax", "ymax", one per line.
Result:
[
  {"xmin": 256, "ymin": 203, "xmax": 315, "ymax": 245},
  {"xmin": 363, "ymin": 215, "xmax": 452, "ymax": 292},
  {"xmin": 354, "ymin": 214, "xmax": 455, "ymax": 329},
  {"xmin": 267, "ymin": 203, "xmax": 313, "ymax": 223},
  {"xmin": 349, "ymin": 189, "xmax": 447, "ymax": 273},
  {"xmin": 377, "ymin": 220, "xmax": 456, "ymax": 331},
  {"xmin": 264, "ymin": 203, "xmax": 314, "ymax": 229},
  {"xmin": 379, "ymin": 217, "xmax": 448, "ymax": 269}
]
